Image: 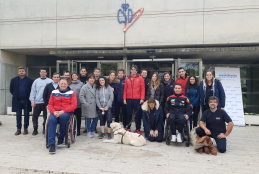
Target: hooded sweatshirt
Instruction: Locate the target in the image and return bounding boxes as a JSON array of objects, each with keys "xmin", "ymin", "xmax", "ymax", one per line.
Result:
[
  {"xmin": 29, "ymin": 78, "xmax": 53, "ymax": 104},
  {"xmin": 70, "ymin": 80, "xmax": 84, "ymax": 108}
]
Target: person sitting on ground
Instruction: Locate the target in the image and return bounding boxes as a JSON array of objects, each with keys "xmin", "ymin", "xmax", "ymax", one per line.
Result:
[
  {"xmin": 196, "ymin": 96, "xmax": 234, "ymax": 153},
  {"xmin": 164, "ymin": 83, "xmax": 192, "ymax": 143},
  {"xmin": 142, "ymin": 97, "xmax": 164, "ymax": 142},
  {"xmin": 47, "ymin": 79, "xmax": 77, "ymax": 154}
]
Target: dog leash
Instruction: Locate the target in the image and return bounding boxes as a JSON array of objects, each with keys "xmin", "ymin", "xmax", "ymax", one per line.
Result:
[{"xmin": 124, "ymin": 104, "xmax": 141, "ymax": 130}]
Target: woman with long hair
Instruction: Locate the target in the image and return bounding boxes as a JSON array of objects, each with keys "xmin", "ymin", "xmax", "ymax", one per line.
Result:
[
  {"xmin": 185, "ymin": 75, "xmax": 200, "ymax": 129},
  {"xmin": 200, "ymin": 70, "xmax": 225, "ymax": 113},
  {"xmin": 70, "ymin": 72, "xmax": 84, "ymax": 136},
  {"xmin": 145, "ymin": 72, "xmax": 164, "ymax": 105},
  {"xmin": 79, "ymin": 74, "xmax": 99, "ymax": 138},
  {"xmin": 96, "ymin": 76, "xmax": 114, "ymax": 139},
  {"xmin": 108, "ymin": 70, "xmax": 120, "ymax": 121}
]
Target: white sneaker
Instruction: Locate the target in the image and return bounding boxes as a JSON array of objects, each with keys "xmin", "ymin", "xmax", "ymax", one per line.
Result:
[
  {"xmin": 171, "ymin": 135, "xmax": 176, "ymax": 142},
  {"xmin": 87, "ymin": 132, "xmax": 93, "ymax": 138},
  {"xmin": 177, "ymin": 133, "xmax": 182, "ymax": 143},
  {"xmin": 91, "ymin": 132, "xmax": 99, "ymax": 137}
]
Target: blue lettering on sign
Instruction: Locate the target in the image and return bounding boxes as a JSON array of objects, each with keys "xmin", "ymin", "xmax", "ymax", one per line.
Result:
[{"xmin": 117, "ymin": 4, "xmax": 133, "ymax": 23}]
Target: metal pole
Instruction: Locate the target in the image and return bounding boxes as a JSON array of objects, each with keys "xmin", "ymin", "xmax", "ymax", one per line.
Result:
[
  {"xmin": 199, "ymin": 60, "xmax": 203, "ymax": 82},
  {"xmin": 68, "ymin": 60, "xmax": 70, "ymax": 71},
  {"xmin": 71, "ymin": 60, "xmax": 74, "ymax": 72},
  {"xmin": 56, "ymin": 61, "xmax": 59, "ymax": 74},
  {"xmin": 49, "ymin": 67, "xmax": 51, "ymax": 78}
]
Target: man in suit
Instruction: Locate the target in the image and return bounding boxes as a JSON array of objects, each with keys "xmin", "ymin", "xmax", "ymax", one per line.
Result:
[
  {"xmin": 10, "ymin": 66, "xmax": 34, "ymax": 135},
  {"xmin": 43, "ymin": 72, "xmax": 60, "ymax": 116}
]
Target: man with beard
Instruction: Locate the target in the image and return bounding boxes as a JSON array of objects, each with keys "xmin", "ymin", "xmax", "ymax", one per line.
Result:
[{"xmin": 196, "ymin": 96, "xmax": 234, "ymax": 153}]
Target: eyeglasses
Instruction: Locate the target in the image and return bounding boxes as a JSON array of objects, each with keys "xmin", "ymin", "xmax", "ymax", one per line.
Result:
[{"xmin": 131, "ymin": 69, "xmax": 137, "ymax": 71}]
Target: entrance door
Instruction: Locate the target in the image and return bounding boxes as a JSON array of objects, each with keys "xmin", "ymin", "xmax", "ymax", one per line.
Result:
[
  {"xmin": 177, "ymin": 59, "xmax": 203, "ymax": 82},
  {"xmin": 129, "ymin": 59, "xmax": 176, "ymax": 80}
]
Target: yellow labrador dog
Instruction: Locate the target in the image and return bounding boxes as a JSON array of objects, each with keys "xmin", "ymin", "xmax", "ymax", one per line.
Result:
[{"xmin": 103, "ymin": 122, "xmax": 146, "ymax": 146}]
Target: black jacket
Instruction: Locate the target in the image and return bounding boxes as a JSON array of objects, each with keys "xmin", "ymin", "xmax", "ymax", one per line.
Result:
[
  {"xmin": 164, "ymin": 94, "xmax": 192, "ymax": 117},
  {"xmin": 144, "ymin": 78, "xmax": 151, "ymax": 95},
  {"xmin": 145, "ymin": 83, "xmax": 164, "ymax": 104},
  {"xmin": 80, "ymin": 74, "xmax": 88, "ymax": 84},
  {"xmin": 43, "ymin": 82, "xmax": 59, "ymax": 106},
  {"xmin": 10, "ymin": 76, "xmax": 34, "ymax": 112},
  {"xmin": 162, "ymin": 79, "xmax": 175, "ymax": 105}
]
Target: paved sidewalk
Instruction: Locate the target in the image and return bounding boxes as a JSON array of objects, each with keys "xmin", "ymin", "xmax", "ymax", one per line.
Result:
[{"xmin": 0, "ymin": 115, "xmax": 258, "ymax": 174}]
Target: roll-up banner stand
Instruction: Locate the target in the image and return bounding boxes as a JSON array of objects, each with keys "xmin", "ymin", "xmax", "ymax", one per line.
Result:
[{"xmin": 215, "ymin": 67, "xmax": 245, "ymax": 126}]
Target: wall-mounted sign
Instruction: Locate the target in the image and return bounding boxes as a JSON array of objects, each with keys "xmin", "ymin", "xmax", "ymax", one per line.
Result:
[{"xmin": 117, "ymin": 3, "xmax": 144, "ymax": 32}]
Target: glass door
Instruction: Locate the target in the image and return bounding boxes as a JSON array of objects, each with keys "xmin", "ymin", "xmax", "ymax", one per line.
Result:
[
  {"xmin": 56, "ymin": 60, "xmax": 70, "ymax": 77},
  {"xmin": 177, "ymin": 59, "xmax": 203, "ymax": 82},
  {"xmin": 128, "ymin": 59, "xmax": 175, "ymax": 80}
]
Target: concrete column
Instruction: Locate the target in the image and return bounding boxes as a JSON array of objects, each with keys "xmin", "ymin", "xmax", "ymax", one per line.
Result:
[{"xmin": 0, "ymin": 50, "xmax": 26, "ymax": 114}]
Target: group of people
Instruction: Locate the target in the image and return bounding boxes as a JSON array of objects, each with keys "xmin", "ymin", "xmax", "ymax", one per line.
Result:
[{"xmin": 9, "ymin": 65, "xmax": 233, "ymax": 154}]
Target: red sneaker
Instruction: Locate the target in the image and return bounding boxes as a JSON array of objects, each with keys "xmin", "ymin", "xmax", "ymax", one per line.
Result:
[
  {"xmin": 135, "ymin": 129, "xmax": 142, "ymax": 135},
  {"xmin": 124, "ymin": 128, "xmax": 131, "ymax": 132}
]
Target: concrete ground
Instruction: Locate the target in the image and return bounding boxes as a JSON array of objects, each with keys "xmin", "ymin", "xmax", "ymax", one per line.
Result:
[{"xmin": 0, "ymin": 115, "xmax": 258, "ymax": 174}]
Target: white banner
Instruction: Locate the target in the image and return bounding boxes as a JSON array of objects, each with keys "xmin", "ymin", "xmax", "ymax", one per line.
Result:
[{"xmin": 215, "ymin": 67, "xmax": 245, "ymax": 126}]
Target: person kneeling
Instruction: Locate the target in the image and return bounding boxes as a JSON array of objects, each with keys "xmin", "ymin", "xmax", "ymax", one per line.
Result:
[
  {"xmin": 142, "ymin": 97, "xmax": 164, "ymax": 142},
  {"xmin": 164, "ymin": 83, "xmax": 192, "ymax": 143},
  {"xmin": 196, "ymin": 96, "xmax": 234, "ymax": 153},
  {"xmin": 47, "ymin": 79, "xmax": 77, "ymax": 154}
]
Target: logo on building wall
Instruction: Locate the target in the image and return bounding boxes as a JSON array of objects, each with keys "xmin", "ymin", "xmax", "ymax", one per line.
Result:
[
  {"xmin": 218, "ymin": 74, "xmax": 237, "ymax": 78},
  {"xmin": 117, "ymin": 3, "xmax": 144, "ymax": 32}
]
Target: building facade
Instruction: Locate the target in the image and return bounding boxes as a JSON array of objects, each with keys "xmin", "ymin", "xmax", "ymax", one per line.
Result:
[{"xmin": 0, "ymin": 0, "xmax": 259, "ymax": 115}]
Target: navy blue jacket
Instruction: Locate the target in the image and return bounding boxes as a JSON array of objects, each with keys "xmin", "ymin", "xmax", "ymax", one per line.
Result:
[
  {"xmin": 162, "ymin": 79, "xmax": 175, "ymax": 105},
  {"xmin": 10, "ymin": 76, "xmax": 34, "ymax": 112},
  {"xmin": 142, "ymin": 101, "xmax": 164, "ymax": 137},
  {"xmin": 185, "ymin": 85, "xmax": 200, "ymax": 107},
  {"xmin": 200, "ymin": 78, "xmax": 225, "ymax": 112},
  {"xmin": 110, "ymin": 81, "xmax": 120, "ymax": 110},
  {"xmin": 117, "ymin": 76, "xmax": 125, "ymax": 103}
]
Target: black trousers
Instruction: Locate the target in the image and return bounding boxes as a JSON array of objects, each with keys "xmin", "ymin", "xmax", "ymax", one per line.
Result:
[
  {"xmin": 148, "ymin": 135, "xmax": 163, "ymax": 142},
  {"xmin": 196, "ymin": 127, "xmax": 227, "ymax": 153},
  {"xmin": 167, "ymin": 114, "xmax": 186, "ymax": 135},
  {"xmin": 114, "ymin": 101, "xmax": 127, "ymax": 127},
  {"xmin": 98, "ymin": 109, "xmax": 112, "ymax": 128},
  {"xmin": 32, "ymin": 103, "xmax": 47, "ymax": 129},
  {"xmin": 74, "ymin": 108, "xmax": 82, "ymax": 134},
  {"xmin": 192, "ymin": 106, "xmax": 200, "ymax": 129}
]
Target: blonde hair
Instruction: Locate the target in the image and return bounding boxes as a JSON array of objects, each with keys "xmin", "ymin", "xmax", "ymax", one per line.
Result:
[
  {"xmin": 109, "ymin": 70, "xmax": 117, "ymax": 83},
  {"xmin": 150, "ymin": 73, "xmax": 161, "ymax": 91}
]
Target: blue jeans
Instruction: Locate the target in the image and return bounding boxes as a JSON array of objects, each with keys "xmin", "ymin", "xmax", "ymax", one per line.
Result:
[
  {"xmin": 86, "ymin": 117, "xmax": 98, "ymax": 132},
  {"xmin": 47, "ymin": 112, "xmax": 72, "ymax": 146},
  {"xmin": 16, "ymin": 99, "xmax": 30, "ymax": 129}
]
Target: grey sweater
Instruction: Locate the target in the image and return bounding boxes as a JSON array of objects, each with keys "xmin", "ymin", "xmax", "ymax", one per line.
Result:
[
  {"xmin": 29, "ymin": 78, "xmax": 53, "ymax": 104},
  {"xmin": 96, "ymin": 85, "xmax": 114, "ymax": 109},
  {"xmin": 70, "ymin": 80, "xmax": 84, "ymax": 108}
]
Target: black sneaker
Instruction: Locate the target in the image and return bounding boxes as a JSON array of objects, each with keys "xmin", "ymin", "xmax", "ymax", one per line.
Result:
[
  {"xmin": 56, "ymin": 138, "xmax": 65, "ymax": 147},
  {"xmin": 32, "ymin": 128, "xmax": 38, "ymax": 135},
  {"xmin": 49, "ymin": 144, "xmax": 56, "ymax": 154},
  {"xmin": 108, "ymin": 133, "xmax": 112, "ymax": 140},
  {"xmin": 99, "ymin": 133, "xmax": 105, "ymax": 139}
]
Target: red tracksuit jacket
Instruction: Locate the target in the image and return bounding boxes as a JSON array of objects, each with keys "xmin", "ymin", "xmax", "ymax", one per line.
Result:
[
  {"xmin": 123, "ymin": 74, "xmax": 145, "ymax": 100},
  {"xmin": 48, "ymin": 88, "xmax": 77, "ymax": 114}
]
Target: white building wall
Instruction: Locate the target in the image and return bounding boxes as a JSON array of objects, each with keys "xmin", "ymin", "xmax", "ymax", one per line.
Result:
[
  {"xmin": 0, "ymin": 50, "xmax": 26, "ymax": 114},
  {"xmin": 1, "ymin": 0, "xmax": 259, "ymax": 49}
]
